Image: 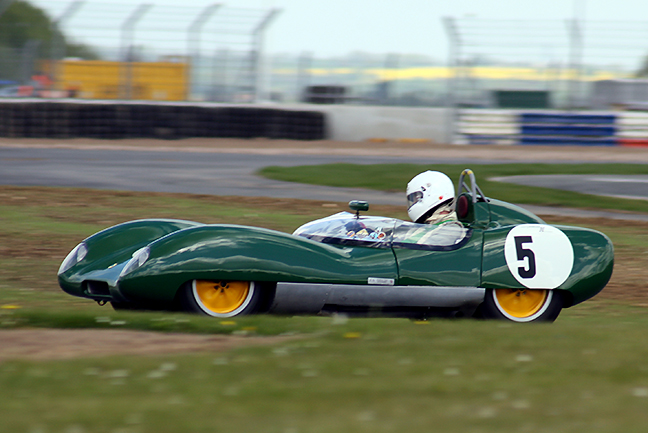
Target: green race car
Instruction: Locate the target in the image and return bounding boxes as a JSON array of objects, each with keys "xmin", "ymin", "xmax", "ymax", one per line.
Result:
[{"xmin": 58, "ymin": 170, "xmax": 614, "ymax": 323}]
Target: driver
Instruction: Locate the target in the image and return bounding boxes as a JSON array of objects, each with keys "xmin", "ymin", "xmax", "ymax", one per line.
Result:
[{"xmin": 406, "ymin": 170, "xmax": 457, "ymax": 225}]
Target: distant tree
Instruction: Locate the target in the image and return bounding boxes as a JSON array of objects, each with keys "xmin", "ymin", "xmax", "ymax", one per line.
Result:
[{"xmin": 0, "ymin": 0, "xmax": 97, "ymax": 81}]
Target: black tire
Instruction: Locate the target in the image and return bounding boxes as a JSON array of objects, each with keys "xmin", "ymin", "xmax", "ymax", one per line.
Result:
[
  {"xmin": 479, "ymin": 288, "xmax": 563, "ymax": 323},
  {"xmin": 179, "ymin": 280, "xmax": 275, "ymax": 318}
]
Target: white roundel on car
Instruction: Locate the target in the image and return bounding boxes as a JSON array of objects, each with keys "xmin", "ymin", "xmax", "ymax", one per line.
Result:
[{"xmin": 504, "ymin": 224, "xmax": 574, "ymax": 289}]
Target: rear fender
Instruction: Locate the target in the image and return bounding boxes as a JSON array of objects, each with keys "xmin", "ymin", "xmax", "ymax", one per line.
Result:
[{"xmin": 481, "ymin": 224, "xmax": 613, "ymax": 306}]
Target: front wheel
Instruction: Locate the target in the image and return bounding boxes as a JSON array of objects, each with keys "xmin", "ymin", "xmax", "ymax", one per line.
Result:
[
  {"xmin": 480, "ymin": 288, "xmax": 562, "ymax": 323},
  {"xmin": 180, "ymin": 280, "xmax": 274, "ymax": 318}
]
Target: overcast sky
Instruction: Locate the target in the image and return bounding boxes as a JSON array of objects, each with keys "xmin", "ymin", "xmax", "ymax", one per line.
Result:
[{"xmin": 31, "ymin": 0, "xmax": 648, "ymax": 63}]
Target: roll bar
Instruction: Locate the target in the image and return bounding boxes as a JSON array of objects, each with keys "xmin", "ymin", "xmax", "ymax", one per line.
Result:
[{"xmin": 455, "ymin": 169, "xmax": 486, "ymax": 207}]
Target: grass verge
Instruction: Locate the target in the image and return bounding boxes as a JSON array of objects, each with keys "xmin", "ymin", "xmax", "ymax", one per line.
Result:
[
  {"xmin": 259, "ymin": 163, "xmax": 648, "ymax": 213},
  {"xmin": 3, "ymin": 310, "xmax": 648, "ymax": 432},
  {"xmin": 1, "ymin": 185, "xmax": 648, "ymax": 432}
]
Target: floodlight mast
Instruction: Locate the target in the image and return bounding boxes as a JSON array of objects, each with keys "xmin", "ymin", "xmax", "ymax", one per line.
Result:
[
  {"xmin": 187, "ymin": 3, "xmax": 222, "ymax": 101},
  {"xmin": 50, "ymin": 0, "xmax": 85, "ymax": 91},
  {"xmin": 252, "ymin": 8, "xmax": 281, "ymax": 102},
  {"xmin": 118, "ymin": 3, "xmax": 153, "ymax": 100},
  {"xmin": 443, "ymin": 16, "xmax": 461, "ymax": 145}
]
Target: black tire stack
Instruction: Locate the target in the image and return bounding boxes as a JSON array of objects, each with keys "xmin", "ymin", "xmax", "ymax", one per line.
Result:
[{"xmin": 0, "ymin": 100, "xmax": 327, "ymax": 140}]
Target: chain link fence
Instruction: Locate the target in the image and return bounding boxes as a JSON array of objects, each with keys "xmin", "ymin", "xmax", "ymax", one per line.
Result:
[
  {"xmin": 0, "ymin": 1, "xmax": 280, "ymax": 102},
  {"xmin": 2, "ymin": 2, "xmax": 648, "ymax": 109},
  {"xmin": 444, "ymin": 17, "xmax": 648, "ymax": 110}
]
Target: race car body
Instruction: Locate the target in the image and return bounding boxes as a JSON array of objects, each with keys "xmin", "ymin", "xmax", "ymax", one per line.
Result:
[{"xmin": 58, "ymin": 170, "xmax": 613, "ymax": 322}]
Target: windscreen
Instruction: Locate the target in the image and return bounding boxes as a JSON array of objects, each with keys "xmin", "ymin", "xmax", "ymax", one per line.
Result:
[
  {"xmin": 294, "ymin": 212, "xmax": 471, "ymax": 251},
  {"xmin": 293, "ymin": 212, "xmax": 395, "ymax": 248}
]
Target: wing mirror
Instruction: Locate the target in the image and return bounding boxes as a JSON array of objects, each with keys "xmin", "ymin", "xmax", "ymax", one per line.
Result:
[{"xmin": 349, "ymin": 200, "xmax": 369, "ymax": 218}]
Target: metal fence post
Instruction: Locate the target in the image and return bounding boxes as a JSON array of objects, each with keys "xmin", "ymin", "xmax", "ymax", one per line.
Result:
[
  {"xmin": 566, "ymin": 18, "xmax": 583, "ymax": 109},
  {"xmin": 119, "ymin": 3, "xmax": 152, "ymax": 100},
  {"xmin": 49, "ymin": 0, "xmax": 85, "ymax": 93},
  {"xmin": 383, "ymin": 53, "xmax": 400, "ymax": 105},
  {"xmin": 443, "ymin": 16, "xmax": 461, "ymax": 144},
  {"xmin": 252, "ymin": 8, "xmax": 281, "ymax": 102},
  {"xmin": 186, "ymin": 3, "xmax": 221, "ymax": 101},
  {"xmin": 21, "ymin": 39, "xmax": 41, "ymax": 84},
  {"xmin": 296, "ymin": 51, "xmax": 312, "ymax": 102}
]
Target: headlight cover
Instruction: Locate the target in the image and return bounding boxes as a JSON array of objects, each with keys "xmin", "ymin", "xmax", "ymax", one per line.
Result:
[
  {"xmin": 58, "ymin": 242, "xmax": 88, "ymax": 275},
  {"xmin": 119, "ymin": 246, "xmax": 150, "ymax": 277}
]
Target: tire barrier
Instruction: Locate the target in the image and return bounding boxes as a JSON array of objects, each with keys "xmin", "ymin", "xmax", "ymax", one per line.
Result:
[
  {"xmin": 456, "ymin": 109, "xmax": 648, "ymax": 147},
  {"xmin": 0, "ymin": 100, "xmax": 327, "ymax": 140}
]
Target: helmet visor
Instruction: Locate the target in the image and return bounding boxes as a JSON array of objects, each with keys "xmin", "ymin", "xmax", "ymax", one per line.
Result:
[{"xmin": 407, "ymin": 191, "xmax": 424, "ymax": 208}]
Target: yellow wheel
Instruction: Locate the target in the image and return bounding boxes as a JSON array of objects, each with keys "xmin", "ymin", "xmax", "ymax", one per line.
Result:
[
  {"xmin": 191, "ymin": 280, "xmax": 256, "ymax": 317},
  {"xmin": 482, "ymin": 288, "xmax": 562, "ymax": 323}
]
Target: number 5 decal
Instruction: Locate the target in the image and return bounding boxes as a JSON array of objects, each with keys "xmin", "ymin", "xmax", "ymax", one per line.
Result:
[
  {"xmin": 514, "ymin": 236, "xmax": 536, "ymax": 279},
  {"xmin": 504, "ymin": 225, "xmax": 574, "ymax": 289}
]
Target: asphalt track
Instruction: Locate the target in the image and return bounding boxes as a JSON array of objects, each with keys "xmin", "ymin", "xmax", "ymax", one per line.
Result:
[{"xmin": 1, "ymin": 144, "xmax": 648, "ymax": 221}]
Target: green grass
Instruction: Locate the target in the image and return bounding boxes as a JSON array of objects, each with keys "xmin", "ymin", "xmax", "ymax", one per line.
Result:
[
  {"xmin": 1, "ymin": 185, "xmax": 648, "ymax": 432},
  {"xmin": 259, "ymin": 163, "xmax": 648, "ymax": 213},
  {"xmin": 3, "ymin": 308, "xmax": 648, "ymax": 432}
]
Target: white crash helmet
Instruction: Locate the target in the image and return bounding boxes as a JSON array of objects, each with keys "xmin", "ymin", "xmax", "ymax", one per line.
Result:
[{"xmin": 406, "ymin": 170, "xmax": 455, "ymax": 223}]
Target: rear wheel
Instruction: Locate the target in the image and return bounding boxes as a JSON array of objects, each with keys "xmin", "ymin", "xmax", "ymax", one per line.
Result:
[
  {"xmin": 180, "ymin": 280, "xmax": 274, "ymax": 318},
  {"xmin": 480, "ymin": 288, "xmax": 562, "ymax": 323}
]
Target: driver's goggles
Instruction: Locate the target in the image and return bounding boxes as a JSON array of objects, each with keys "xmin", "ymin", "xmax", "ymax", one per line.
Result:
[{"xmin": 407, "ymin": 191, "xmax": 423, "ymax": 208}]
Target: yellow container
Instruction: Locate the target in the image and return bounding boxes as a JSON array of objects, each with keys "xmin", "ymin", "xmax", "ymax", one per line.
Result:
[{"xmin": 57, "ymin": 60, "xmax": 188, "ymax": 101}]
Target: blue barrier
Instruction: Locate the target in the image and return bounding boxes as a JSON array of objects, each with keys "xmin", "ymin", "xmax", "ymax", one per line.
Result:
[
  {"xmin": 520, "ymin": 113, "xmax": 616, "ymax": 125},
  {"xmin": 520, "ymin": 125, "xmax": 616, "ymax": 136}
]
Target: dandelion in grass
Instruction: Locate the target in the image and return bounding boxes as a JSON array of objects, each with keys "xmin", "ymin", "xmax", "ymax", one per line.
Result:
[{"xmin": 343, "ymin": 332, "xmax": 362, "ymax": 339}]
